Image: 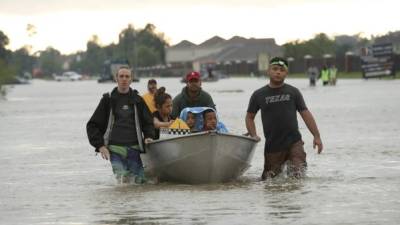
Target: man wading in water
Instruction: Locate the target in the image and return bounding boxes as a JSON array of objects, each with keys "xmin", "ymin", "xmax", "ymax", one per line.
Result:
[
  {"xmin": 86, "ymin": 67, "xmax": 154, "ymax": 184},
  {"xmin": 245, "ymin": 57, "xmax": 323, "ymax": 179}
]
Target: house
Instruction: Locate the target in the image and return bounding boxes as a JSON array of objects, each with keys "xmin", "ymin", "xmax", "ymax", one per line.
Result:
[{"xmin": 166, "ymin": 36, "xmax": 283, "ymax": 76}]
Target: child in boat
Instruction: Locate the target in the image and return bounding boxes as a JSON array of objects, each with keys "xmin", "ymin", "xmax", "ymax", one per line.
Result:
[
  {"xmin": 202, "ymin": 108, "xmax": 228, "ymax": 133},
  {"xmin": 186, "ymin": 112, "xmax": 197, "ymax": 132},
  {"xmin": 203, "ymin": 109, "xmax": 217, "ymax": 131},
  {"xmin": 153, "ymin": 87, "xmax": 174, "ymax": 139},
  {"xmin": 179, "ymin": 107, "xmax": 228, "ymax": 133}
]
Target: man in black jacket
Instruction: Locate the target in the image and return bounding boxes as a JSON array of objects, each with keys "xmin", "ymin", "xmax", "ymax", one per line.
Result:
[{"xmin": 87, "ymin": 67, "xmax": 154, "ymax": 184}]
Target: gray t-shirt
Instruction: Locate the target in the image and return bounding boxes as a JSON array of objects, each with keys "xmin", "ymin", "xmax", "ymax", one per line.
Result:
[
  {"xmin": 247, "ymin": 84, "xmax": 307, "ymax": 152},
  {"xmin": 109, "ymin": 92, "xmax": 138, "ymax": 146}
]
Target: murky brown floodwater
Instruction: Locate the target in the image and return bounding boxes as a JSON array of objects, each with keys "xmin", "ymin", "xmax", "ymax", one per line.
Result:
[{"xmin": 1, "ymin": 77, "xmax": 399, "ymax": 224}]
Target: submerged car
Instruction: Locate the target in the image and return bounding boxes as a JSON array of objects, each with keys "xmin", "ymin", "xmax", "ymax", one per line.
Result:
[{"xmin": 54, "ymin": 71, "xmax": 82, "ymax": 81}]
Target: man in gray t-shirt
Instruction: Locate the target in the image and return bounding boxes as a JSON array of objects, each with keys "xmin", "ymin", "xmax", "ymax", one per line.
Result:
[{"xmin": 245, "ymin": 57, "xmax": 323, "ymax": 180}]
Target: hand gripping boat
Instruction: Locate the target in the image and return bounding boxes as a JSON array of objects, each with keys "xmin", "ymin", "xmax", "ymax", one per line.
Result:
[{"xmin": 142, "ymin": 131, "xmax": 258, "ymax": 184}]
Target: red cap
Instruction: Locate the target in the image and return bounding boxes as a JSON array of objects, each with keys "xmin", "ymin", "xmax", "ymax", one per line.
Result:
[{"xmin": 186, "ymin": 71, "xmax": 201, "ymax": 82}]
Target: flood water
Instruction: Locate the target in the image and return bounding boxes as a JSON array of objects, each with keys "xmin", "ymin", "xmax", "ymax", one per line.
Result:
[{"xmin": 0, "ymin": 77, "xmax": 399, "ymax": 225}]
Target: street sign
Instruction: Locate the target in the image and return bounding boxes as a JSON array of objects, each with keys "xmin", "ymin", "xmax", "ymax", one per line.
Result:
[{"xmin": 361, "ymin": 43, "xmax": 394, "ymax": 78}]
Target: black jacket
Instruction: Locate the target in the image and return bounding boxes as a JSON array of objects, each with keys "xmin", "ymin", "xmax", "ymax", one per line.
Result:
[{"xmin": 86, "ymin": 87, "xmax": 155, "ymax": 152}]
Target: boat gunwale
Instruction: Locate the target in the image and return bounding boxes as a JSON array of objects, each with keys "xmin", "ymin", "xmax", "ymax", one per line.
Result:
[{"xmin": 146, "ymin": 130, "xmax": 259, "ymax": 145}]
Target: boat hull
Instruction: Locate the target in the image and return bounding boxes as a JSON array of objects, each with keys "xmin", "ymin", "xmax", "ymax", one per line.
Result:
[{"xmin": 142, "ymin": 131, "xmax": 258, "ymax": 184}]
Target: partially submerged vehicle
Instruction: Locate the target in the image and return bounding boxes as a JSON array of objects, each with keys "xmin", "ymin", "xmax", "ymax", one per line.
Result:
[
  {"xmin": 98, "ymin": 60, "xmax": 139, "ymax": 83},
  {"xmin": 53, "ymin": 71, "xmax": 82, "ymax": 82},
  {"xmin": 3, "ymin": 76, "xmax": 31, "ymax": 85}
]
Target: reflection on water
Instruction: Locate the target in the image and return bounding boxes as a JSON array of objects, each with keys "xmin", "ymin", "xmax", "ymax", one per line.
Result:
[{"xmin": 1, "ymin": 79, "xmax": 400, "ymax": 224}]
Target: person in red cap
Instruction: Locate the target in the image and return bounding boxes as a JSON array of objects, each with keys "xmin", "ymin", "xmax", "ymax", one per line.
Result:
[{"xmin": 171, "ymin": 71, "xmax": 215, "ymax": 118}]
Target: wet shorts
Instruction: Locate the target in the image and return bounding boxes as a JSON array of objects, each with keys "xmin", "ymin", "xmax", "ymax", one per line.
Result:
[
  {"xmin": 262, "ymin": 140, "xmax": 307, "ymax": 179},
  {"xmin": 108, "ymin": 145, "xmax": 145, "ymax": 184}
]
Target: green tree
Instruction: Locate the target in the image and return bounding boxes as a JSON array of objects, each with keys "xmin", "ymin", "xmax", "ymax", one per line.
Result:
[
  {"xmin": 136, "ymin": 23, "xmax": 168, "ymax": 64},
  {"xmin": 0, "ymin": 30, "xmax": 13, "ymax": 88},
  {"xmin": 38, "ymin": 47, "xmax": 63, "ymax": 77},
  {"xmin": 284, "ymin": 33, "xmax": 336, "ymax": 59},
  {"xmin": 283, "ymin": 40, "xmax": 307, "ymax": 59},
  {"xmin": 137, "ymin": 46, "xmax": 160, "ymax": 67},
  {"xmin": 82, "ymin": 35, "xmax": 106, "ymax": 75},
  {"xmin": 112, "ymin": 23, "xmax": 168, "ymax": 68},
  {"xmin": 65, "ymin": 23, "xmax": 169, "ymax": 73},
  {"xmin": 116, "ymin": 24, "xmax": 137, "ymax": 66},
  {"xmin": 0, "ymin": 59, "xmax": 14, "ymax": 87},
  {"xmin": 11, "ymin": 46, "xmax": 36, "ymax": 76},
  {"xmin": 68, "ymin": 51, "xmax": 85, "ymax": 74},
  {"xmin": 306, "ymin": 33, "xmax": 335, "ymax": 57},
  {"xmin": 0, "ymin": 30, "xmax": 10, "ymax": 60}
]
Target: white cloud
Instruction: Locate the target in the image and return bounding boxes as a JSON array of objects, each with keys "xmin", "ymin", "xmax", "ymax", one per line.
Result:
[{"xmin": 0, "ymin": 0, "xmax": 399, "ymax": 54}]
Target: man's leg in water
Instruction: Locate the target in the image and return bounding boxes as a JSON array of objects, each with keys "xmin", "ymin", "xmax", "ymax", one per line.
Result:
[
  {"xmin": 126, "ymin": 147, "xmax": 146, "ymax": 184},
  {"xmin": 287, "ymin": 140, "xmax": 307, "ymax": 178},
  {"xmin": 262, "ymin": 150, "xmax": 289, "ymax": 180},
  {"xmin": 110, "ymin": 152, "xmax": 130, "ymax": 183}
]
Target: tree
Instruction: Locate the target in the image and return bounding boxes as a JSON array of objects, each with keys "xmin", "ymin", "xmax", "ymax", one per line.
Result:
[
  {"xmin": 112, "ymin": 23, "xmax": 169, "ymax": 68},
  {"xmin": 137, "ymin": 46, "xmax": 160, "ymax": 67},
  {"xmin": 62, "ymin": 23, "xmax": 169, "ymax": 74},
  {"xmin": 306, "ymin": 33, "xmax": 335, "ymax": 57},
  {"xmin": 284, "ymin": 33, "xmax": 376, "ymax": 60},
  {"xmin": 0, "ymin": 59, "xmax": 14, "ymax": 87},
  {"xmin": 0, "ymin": 30, "xmax": 13, "ymax": 88},
  {"xmin": 11, "ymin": 46, "xmax": 36, "ymax": 76},
  {"xmin": 283, "ymin": 40, "xmax": 308, "ymax": 59},
  {"xmin": 0, "ymin": 30, "xmax": 11, "ymax": 62},
  {"xmin": 38, "ymin": 47, "xmax": 63, "ymax": 76},
  {"xmin": 80, "ymin": 35, "xmax": 106, "ymax": 75},
  {"xmin": 0, "ymin": 30, "xmax": 9, "ymax": 47},
  {"xmin": 116, "ymin": 24, "xmax": 137, "ymax": 66},
  {"xmin": 136, "ymin": 23, "xmax": 168, "ymax": 64}
]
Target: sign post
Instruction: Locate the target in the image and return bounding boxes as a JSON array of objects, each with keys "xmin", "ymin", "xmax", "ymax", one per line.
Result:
[{"xmin": 361, "ymin": 43, "xmax": 394, "ymax": 79}]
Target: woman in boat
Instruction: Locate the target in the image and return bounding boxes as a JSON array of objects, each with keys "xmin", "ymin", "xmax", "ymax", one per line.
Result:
[
  {"xmin": 179, "ymin": 107, "xmax": 228, "ymax": 133},
  {"xmin": 152, "ymin": 87, "xmax": 174, "ymax": 139}
]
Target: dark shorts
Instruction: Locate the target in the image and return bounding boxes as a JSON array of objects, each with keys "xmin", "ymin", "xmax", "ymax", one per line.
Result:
[{"xmin": 262, "ymin": 140, "xmax": 307, "ymax": 179}]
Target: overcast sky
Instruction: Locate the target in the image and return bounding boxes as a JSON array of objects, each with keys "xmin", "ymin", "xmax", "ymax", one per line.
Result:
[{"xmin": 0, "ymin": 0, "xmax": 399, "ymax": 54}]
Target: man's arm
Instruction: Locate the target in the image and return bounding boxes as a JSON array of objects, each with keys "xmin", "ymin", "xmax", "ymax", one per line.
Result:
[
  {"xmin": 86, "ymin": 96, "xmax": 110, "ymax": 160},
  {"xmin": 299, "ymin": 110, "xmax": 323, "ymax": 153},
  {"xmin": 86, "ymin": 97, "xmax": 108, "ymax": 151},
  {"xmin": 245, "ymin": 112, "xmax": 261, "ymax": 141}
]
